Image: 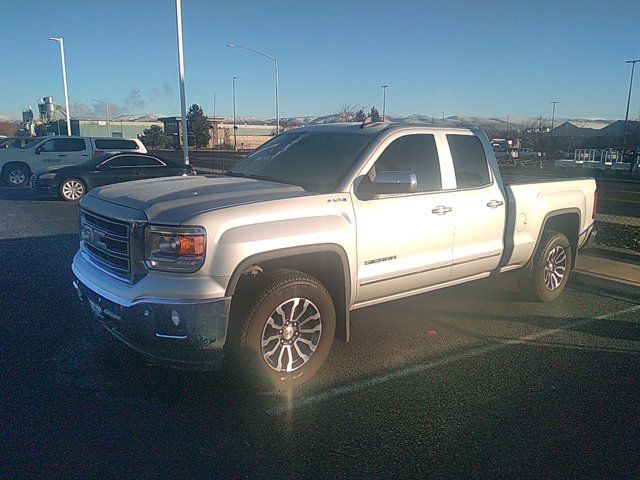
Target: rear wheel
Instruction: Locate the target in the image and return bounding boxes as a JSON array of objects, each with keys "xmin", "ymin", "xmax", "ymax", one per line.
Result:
[
  {"xmin": 226, "ymin": 269, "xmax": 336, "ymax": 390},
  {"xmin": 60, "ymin": 178, "xmax": 86, "ymax": 201},
  {"xmin": 2, "ymin": 163, "xmax": 31, "ymax": 187},
  {"xmin": 521, "ymin": 231, "xmax": 572, "ymax": 302}
]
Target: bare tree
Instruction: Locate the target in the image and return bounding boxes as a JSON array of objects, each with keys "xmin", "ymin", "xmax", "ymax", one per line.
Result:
[
  {"xmin": 519, "ymin": 117, "xmax": 551, "ymax": 151},
  {"xmin": 329, "ymin": 105, "xmax": 360, "ymax": 123},
  {"xmin": 0, "ymin": 121, "xmax": 18, "ymax": 137}
]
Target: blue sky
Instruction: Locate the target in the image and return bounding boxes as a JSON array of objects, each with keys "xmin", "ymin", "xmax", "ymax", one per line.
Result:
[{"xmin": 1, "ymin": 0, "xmax": 639, "ymax": 121}]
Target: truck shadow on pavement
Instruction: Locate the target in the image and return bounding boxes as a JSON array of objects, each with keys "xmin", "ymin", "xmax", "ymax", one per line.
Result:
[{"xmin": 0, "ymin": 186, "xmax": 58, "ymax": 201}]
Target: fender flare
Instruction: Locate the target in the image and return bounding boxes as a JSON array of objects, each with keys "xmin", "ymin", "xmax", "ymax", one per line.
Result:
[
  {"xmin": 225, "ymin": 243, "xmax": 353, "ymax": 342},
  {"xmin": 524, "ymin": 207, "xmax": 581, "ymax": 271}
]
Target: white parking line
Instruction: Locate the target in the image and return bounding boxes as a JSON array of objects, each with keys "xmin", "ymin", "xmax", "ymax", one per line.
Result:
[{"xmin": 269, "ymin": 303, "xmax": 640, "ymax": 415}]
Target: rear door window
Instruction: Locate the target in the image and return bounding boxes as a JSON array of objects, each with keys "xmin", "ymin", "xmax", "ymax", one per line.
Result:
[
  {"xmin": 447, "ymin": 134, "xmax": 491, "ymax": 188},
  {"xmin": 94, "ymin": 139, "xmax": 139, "ymax": 150},
  {"xmin": 101, "ymin": 155, "xmax": 140, "ymax": 168},
  {"xmin": 134, "ymin": 156, "xmax": 165, "ymax": 167}
]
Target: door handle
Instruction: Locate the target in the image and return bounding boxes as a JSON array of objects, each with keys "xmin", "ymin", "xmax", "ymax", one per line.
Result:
[
  {"xmin": 431, "ymin": 205, "xmax": 453, "ymax": 215},
  {"xmin": 486, "ymin": 200, "xmax": 504, "ymax": 208},
  {"xmin": 57, "ymin": 154, "xmax": 67, "ymax": 157}
]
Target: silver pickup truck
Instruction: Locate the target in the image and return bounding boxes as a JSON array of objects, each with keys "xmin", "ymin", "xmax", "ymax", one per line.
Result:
[{"xmin": 72, "ymin": 123, "xmax": 597, "ymax": 387}]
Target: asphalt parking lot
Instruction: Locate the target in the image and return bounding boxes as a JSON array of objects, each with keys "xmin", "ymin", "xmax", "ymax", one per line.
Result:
[{"xmin": 2, "ymin": 187, "xmax": 639, "ymax": 479}]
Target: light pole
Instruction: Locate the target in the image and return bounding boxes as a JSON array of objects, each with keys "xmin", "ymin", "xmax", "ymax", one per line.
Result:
[
  {"xmin": 90, "ymin": 99, "xmax": 110, "ymax": 137},
  {"xmin": 227, "ymin": 43, "xmax": 279, "ymax": 134},
  {"xmin": 381, "ymin": 85, "xmax": 388, "ymax": 121},
  {"xmin": 506, "ymin": 115, "xmax": 510, "ymax": 136},
  {"xmin": 175, "ymin": 0, "xmax": 189, "ymax": 165},
  {"xmin": 550, "ymin": 101, "xmax": 558, "ymax": 136},
  {"xmin": 49, "ymin": 37, "xmax": 71, "ymax": 136},
  {"xmin": 232, "ymin": 76, "xmax": 237, "ymax": 150},
  {"xmin": 623, "ymin": 59, "xmax": 640, "ymax": 158}
]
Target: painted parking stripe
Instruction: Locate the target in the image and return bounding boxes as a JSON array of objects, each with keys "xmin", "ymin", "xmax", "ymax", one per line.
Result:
[{"xmin": 270, "ymin": 303, "xmax": 640, "ymax": 415}]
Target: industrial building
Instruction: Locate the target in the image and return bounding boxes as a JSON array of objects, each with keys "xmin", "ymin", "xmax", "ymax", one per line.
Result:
[
  {"xmin": 550, "ymin": 119, "xmax": 640, "ymax": 138},
  {"xmin": 548, "ymin": 119, "xmax": 640, "ymax": 150},
  {"xmin": 160, "ymin": 116, "xmax": 275, "ymax": 150},
  {"xmin": 46, "ymin": 118, "xmax": 163, "ymax": 138}
]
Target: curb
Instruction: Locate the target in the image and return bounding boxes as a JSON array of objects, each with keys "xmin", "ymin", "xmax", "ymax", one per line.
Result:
[
  {"xmin": 569, "ymin": 270, "xmax": 640, "ymax": 302},
  {"xmin": 583, "ymin": 246, "xmax": 640, "ymax": 266}
]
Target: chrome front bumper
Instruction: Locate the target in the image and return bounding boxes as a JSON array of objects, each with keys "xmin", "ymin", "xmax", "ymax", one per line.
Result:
[{"xmin": 73, "ymin": 276, "xmax": 231, "ymax": 370}]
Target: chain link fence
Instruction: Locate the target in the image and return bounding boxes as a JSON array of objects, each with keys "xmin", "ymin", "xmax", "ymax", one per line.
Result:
[{"xmin": 150, "ymin": 149, "xmax": 247, "ymax": 174}]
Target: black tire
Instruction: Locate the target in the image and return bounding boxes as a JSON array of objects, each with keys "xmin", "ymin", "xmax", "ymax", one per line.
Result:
[
  {"xmin": 59, "ymin": 178, "xmax": 86, "ymax": 201},
  {"xmin": 520, "ymin": 231, "xmax": 572, "ymax": 302},
  {"xmin": 226, "ymin": 269, "xmax": 336, "ymax": 390},
  {"xmin": 2, "ymin": 163, "xmax": 31, "ymax": 187}
]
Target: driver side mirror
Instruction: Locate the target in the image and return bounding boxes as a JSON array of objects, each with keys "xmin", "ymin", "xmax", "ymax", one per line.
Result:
[
  {"xmin": 357, "ymin": 171, "xmax": 418, "ymax": 199},
  {"xmin": 35, "ymin": 146, "xmax": 42, "ymax": 154}
]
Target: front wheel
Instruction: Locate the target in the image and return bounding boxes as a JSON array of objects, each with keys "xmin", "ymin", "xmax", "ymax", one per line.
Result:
[
  {"xmin": 59, "ymin": 178, "xmax": 86, "ymax": 201},
  {"xmin": 227, "ymin": 269, "xmax": 336, "ymax": 389},
  {"xmin": 521, "ymin": 231, "xmax": 572, "ymax": 302}
]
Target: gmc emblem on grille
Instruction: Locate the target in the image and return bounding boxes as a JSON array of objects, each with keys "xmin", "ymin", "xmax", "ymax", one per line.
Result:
[{"xmin": 81, "ymin": 225, "xmax": 94, "ymax": 244}]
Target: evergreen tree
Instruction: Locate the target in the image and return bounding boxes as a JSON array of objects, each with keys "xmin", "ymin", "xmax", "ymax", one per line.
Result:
[
  {"xmin": 140, "ymin": 125, "xmax": 171, "ymax": 149},
  {"xmin": 370, "ymin": 106, "xmax": 381, "ymax": 123},
  {"xmin": 186, "ymin": 104, "xmax": 211, "ymax": 148}
]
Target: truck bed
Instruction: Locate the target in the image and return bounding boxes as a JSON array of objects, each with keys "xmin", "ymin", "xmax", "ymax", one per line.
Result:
[{"xmin": 501, "ymin": 171, "xmax": 593, "ymax": 185}]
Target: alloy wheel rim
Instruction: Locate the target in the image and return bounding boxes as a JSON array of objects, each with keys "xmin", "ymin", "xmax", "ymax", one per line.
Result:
[
  {"xmin": 9, "ymin": 170, "xmax": 25, "ymax": 185},
  {"xmin": 62, "ymin": 180, "xmax": 84, "ymax": 200},
  {"xmin": 544, "ymin": 245, "xmax": 567, "ymax": 291},
  {"xmin": 261, "ymin": 297, "xmax": 322, "ymax": 372}
]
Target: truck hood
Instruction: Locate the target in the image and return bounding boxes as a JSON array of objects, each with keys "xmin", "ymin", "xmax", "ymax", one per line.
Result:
[{"xmin": 88, "ymin": 174, "xmax": 312, "ymax": 224}]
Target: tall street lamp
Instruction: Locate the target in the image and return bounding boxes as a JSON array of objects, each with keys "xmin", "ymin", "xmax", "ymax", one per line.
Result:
[
  {"xmin": 550, "ymin": 101, "xmax": 558, "ymax": 136},
  {"xmin": 381, "ymin": 85, "xmax": 389, "ymax": 121},
  {"xmin": 174, "ymin": 0, "xmax": 189, "ymax": 165},
  {"xmin": 232, "ymin": 76, "xmax": 238, "ymax": 150},
  {"xmin": 49, "ymin": 37, "xmax": 71, "ymax": 136},
  {"xmin": 227, "ymin": 43, "xmax": 279, "ymax": 134},
  {"xmin": 623, "ymin": 59, "xmax": 640, "ymax": 157},
  {"xmin": 90, "ymin": 99, "xmax": 110, "ymax": 137}
]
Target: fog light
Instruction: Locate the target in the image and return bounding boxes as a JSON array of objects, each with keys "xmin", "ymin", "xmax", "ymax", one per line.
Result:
[{"xmin": 171, "ymin": 309, "xmax": 180, "ymax": 326}]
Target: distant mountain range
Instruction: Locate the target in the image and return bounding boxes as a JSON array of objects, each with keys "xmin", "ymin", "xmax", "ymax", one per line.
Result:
[
  {"xmin": 111, "ymin": 113, "xmax": 168, "ymax": 122},
  {"xmin": 2, "ymin": 111, "xmax": 616, "ymax": 132},
  {"xmin": 224, "ymin": 114, "xmax": 582, "ymax": 130}
]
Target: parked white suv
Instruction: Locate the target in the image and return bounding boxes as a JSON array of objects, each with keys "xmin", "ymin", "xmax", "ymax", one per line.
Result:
[{"xmin": 0, "ymin": 136, "xmax": 147, "ymax": 187}]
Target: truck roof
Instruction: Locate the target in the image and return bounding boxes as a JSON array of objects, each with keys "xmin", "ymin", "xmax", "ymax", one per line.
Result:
[{"xmin": 290, "ymin": 122, "xmax": 475, "ymax": 135}]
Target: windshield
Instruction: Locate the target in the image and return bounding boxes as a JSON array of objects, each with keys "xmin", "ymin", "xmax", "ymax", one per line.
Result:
[{"xmin": 227, "ymin": 131, "xmax": 376, "ymax": 192}]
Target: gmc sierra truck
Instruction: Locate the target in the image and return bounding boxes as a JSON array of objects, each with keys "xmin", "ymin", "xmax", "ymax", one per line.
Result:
[{"xmin": 72, "ymin": 123, "xmax": 597, "ymax": 387}]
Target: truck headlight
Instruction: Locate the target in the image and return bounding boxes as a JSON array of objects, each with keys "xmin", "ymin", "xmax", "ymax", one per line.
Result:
[{"xmin": 144, "ymin": 226, "xmax": 206, "ymax": 273}]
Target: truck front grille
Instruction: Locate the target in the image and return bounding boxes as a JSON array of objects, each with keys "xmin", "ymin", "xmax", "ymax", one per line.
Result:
[{"xmin": 80, "ymin": 208, "xmax": 133, "ymax": 282}]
